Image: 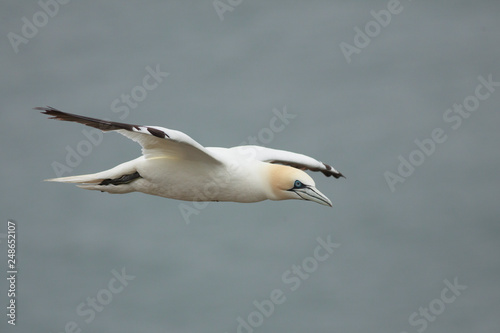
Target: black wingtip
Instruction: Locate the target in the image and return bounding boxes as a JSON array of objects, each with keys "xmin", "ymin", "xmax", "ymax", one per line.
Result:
[
  {"xmin": 34, "ymin": 106, "xmax": 56, "ymax": 111},
  {"xmin": 34, "ymin": 106, "xmax": 62, "ymax": 118},
  {"xmin": 321, "ymin": 162, "xmax": 345, "ymax": 179},
  {"xmin": 36, "ymin": 106, "xmax": 87, "ymax": 124},
  {"xmin": 36, "ymin": 106, "xmax": 139, "ymax": 132},
  {"xmin": 330, "ymin": 172, "xmax": 345, "ymax": 179}
]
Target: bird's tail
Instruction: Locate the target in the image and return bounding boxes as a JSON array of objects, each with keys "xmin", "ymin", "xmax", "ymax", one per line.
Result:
[{"xmin": 45, "ymin": 158, "xmax": 142, "ymax": 193}]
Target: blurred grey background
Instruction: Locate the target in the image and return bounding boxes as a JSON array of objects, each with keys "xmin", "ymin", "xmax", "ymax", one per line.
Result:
[{"xmin": 1, "ymin": 1, "xmax": 499, "ymax": 332}]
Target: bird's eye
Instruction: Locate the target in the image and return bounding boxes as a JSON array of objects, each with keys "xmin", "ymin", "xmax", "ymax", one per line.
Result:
[{"xmin": 294, "ymin": 180, "xmax": 303, "ymax": 188}]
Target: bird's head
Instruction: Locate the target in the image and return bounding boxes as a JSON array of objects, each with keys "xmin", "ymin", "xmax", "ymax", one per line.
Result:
[{"xmin": 266, "ymin": 164, "xmax": 332, "ymax": 207}]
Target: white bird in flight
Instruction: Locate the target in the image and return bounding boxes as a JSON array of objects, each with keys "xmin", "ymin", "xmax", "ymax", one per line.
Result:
[{"xmin": 37, "ymin": 107, "xmax": 344, "ymax": 207}]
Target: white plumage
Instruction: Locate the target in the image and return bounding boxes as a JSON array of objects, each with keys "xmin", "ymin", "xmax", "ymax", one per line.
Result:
[{"xmin": 37, "ymin": 107, "xmax": 344, "ymax": 207}]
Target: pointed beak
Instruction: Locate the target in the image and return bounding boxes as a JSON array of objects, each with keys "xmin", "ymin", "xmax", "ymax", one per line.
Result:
[{"xmin": 293, "ymin": 186, "xmax": 332, "ymax": 207}]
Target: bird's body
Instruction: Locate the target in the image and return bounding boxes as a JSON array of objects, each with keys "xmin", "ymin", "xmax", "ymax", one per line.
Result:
[
  {"xmin": 83, "ymin": 152, "xmax": 269, "ymax": 203},
  {"xmin": 37, "ymin": 107, "xmax": 344, "ymax": 207}
]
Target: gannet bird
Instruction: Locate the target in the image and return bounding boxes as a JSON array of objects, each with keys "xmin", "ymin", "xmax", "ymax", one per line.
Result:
[{"xmin": 37, "ymin": 107, "xmax": 344, "ymax": 207}]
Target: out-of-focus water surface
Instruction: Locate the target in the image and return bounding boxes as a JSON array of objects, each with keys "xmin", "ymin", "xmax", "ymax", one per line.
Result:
[{"xmin": 1, "ymin": 1, "xmax": 499, "ymax": 332}]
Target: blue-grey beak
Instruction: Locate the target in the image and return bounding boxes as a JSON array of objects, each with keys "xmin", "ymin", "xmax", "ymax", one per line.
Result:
[{"xmin": 293, "ymin": 186, "xmax": 332, "ymax": 207}]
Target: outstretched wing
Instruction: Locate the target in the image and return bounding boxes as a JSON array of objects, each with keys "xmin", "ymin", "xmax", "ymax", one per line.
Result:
[
  {"xmin": 231, "ymin": 145, "xmax": 344, "ymax": 178},
  {"xmin": 36, "ymin": 106, "xmax": 222, "ymax": 164}
]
